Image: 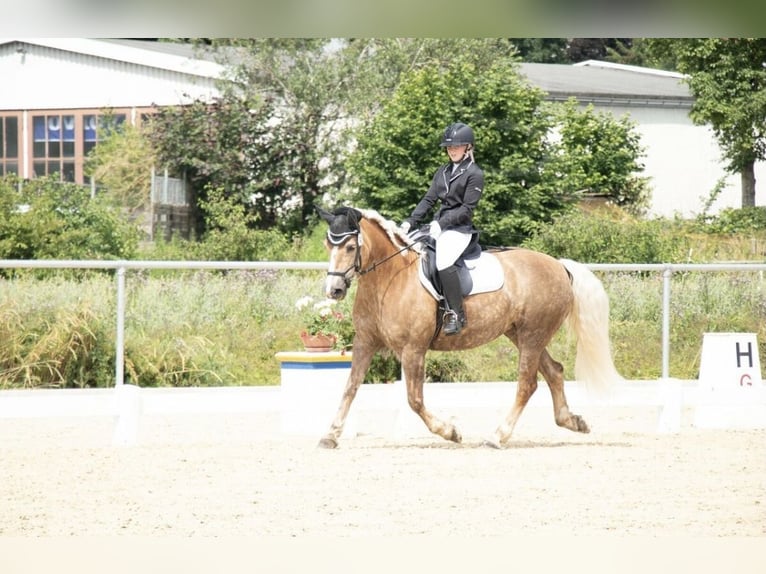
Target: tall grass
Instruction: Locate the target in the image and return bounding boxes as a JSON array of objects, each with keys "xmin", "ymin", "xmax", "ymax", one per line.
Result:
[{"xmin": 1, "ymin": 267, "xmax": 765, "ymax": 388}]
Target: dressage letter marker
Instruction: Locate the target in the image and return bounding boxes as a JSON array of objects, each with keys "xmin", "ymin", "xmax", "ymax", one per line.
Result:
[{"xmin": 694, "ymin": 333, "xmax": 766, "ymax": 429}]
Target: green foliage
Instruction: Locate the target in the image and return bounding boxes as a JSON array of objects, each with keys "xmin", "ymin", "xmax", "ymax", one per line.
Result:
[
  {"xmin": 425, "ymin": 352, "xmax": 470, "ymax": 383},
  {"xmin": 0, "ymin": 174, "xmax": 140, "ymax": 266},
  {"xmin": 698, "ymin": 206, "xmax": 766, "ymax": 235},
  {"xmin": 644, "ymin": 38, "xmax": 766, "ymax": 206},
  {"xmin": 193, "ymin": 186, "xmax": 292, "ymax": 261},
  {"xmin": 83, "ymin": 122, "xmax": 156, "ymax": 215},
  {"xmin": 549, "ymin": 100, "xmax": 651, "ymax": 215},
  {"xmin": 364, "ymin": 352, "xmax": 402, "ymax": 384},
  {"xmin": 523, "ymin": 208, "xmax": 689, "ymax": 263},
  {"xmin": 3, "ymin": 225, "xmax": 766, "ymax": 388},
  {"xmin": 348, "ymin": 53, "xmax": 650, "ymax": 246},
  {"xmin": 0, "ymin": 277, "xmax": 116, "ymax": 388},
  {"xmin": 348, "ymin": 54, "xmax": 574, "ymax": 245},
  {"xmin": 149, "ymin": 38, "xmax": 376, "ymax": 236}
]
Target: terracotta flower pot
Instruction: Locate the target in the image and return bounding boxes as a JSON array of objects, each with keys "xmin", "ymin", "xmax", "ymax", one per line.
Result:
[{"xmin": 300, "ymin": 332, "xmax": 337, "ymax": 353}]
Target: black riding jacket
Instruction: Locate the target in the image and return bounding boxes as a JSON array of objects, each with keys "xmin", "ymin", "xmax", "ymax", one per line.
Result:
[{"xmin": 405, "ymin": 157, "xmax": 484, "ymax": 233}]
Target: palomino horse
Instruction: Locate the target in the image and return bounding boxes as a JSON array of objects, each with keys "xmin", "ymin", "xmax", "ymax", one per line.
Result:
[{"xmin": 317, "ymin": 206, "xmax": 622, "ymax": 449}]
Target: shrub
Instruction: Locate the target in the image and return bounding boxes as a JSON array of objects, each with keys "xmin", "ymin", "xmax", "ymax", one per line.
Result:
[
  {"xmin": 0, "ymin": 174, "xmax": 140, "ymax": 267},
  {"xmin": 522, "ymin": 208, "xmax": 689, "ymax": 263}
]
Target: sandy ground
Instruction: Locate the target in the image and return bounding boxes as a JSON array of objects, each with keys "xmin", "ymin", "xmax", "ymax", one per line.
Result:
[{"xmin": 1, "ymin": 405, "xmax": 764, "ymax": 540}]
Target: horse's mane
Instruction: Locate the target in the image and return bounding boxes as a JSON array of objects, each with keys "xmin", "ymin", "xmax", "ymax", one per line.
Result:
[{"xmin": 357, "ymin": 208, "xmax": 423, "ymax": 255}]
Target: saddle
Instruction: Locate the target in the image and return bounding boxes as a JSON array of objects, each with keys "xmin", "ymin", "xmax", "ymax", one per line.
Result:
[{"xmin": 414, "ymin": 229, "xmax": 504, "ymax": 301}]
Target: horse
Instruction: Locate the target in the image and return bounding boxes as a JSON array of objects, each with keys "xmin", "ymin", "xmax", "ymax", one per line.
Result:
[{"xmin": 316, "ymin": 206, "xmax": 622, "ymax": 449}]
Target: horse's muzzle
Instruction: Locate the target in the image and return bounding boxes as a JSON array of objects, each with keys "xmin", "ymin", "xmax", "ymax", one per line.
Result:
[{"xmin": 325, "ymin": 272, "xmax": 349, "ymax": 300}]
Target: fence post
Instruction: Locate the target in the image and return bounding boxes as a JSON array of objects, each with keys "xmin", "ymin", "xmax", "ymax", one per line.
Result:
[
  {"xmin": 115, "ymin": 265, "xmax": 126, "ymax": 387},
  {"xmin": 662, "ymin": 267, "xmax": 672, "ymax": 379}
]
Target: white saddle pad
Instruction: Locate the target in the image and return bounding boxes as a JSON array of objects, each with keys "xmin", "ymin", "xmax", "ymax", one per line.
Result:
[{"xmin": 418, "ymin": 251, "xmax": 504, "ymax": 301}]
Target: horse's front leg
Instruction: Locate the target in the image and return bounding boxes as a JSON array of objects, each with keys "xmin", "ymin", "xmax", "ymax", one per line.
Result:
[
  {"xmin": 317, "ymin": 346, "xmax": 376, "ymax": 449},
  {"xmin": 402, "ymin": 349, "xmax": 462, "ymax": 444}
]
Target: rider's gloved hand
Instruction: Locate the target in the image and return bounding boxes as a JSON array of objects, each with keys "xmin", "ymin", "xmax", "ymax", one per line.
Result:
[
  {"xmin": 399, "ymin": 221, "xmax": 411, "ymax": 233},
  {"xmin": 429, "ymin": 220, "xmax": 442, "ymax": 239}
]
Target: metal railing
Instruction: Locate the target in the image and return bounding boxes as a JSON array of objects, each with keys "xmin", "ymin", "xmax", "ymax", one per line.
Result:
[{"xmin": 1, "ymin": 259, "xmax": 765, "ymax": 387}]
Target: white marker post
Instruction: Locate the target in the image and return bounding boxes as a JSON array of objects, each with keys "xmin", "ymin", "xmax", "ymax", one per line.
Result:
[{"xmin": 694, "ymin": 333, "xmax": 766, "ymax": 429}]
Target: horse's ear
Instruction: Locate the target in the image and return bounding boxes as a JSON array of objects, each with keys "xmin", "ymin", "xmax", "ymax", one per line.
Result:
[{"xmin": 315, "ymin": 205, "xmax": 334, "ymax": 225}]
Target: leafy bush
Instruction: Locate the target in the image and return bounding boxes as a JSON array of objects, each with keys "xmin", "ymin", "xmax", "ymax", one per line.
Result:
[
  {"xmin": 698, "ymin": 206, "xmax": 766, "ymax": 234},
  {"xmin": 0, "ymin": 174, "xmax": 140, "ymax": 266},
  {"xmin": 548, "ymin": 100, "xmax": 651, "ymax": 215},
  {"xmin": 522, "ymin": 208, "xmax": 690, "ymax": 263}
]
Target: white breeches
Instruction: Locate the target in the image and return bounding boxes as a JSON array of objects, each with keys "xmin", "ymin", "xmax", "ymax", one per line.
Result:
[{"xmin": 435, "ymin": 230, "xmax": 471, "ymax": 270}]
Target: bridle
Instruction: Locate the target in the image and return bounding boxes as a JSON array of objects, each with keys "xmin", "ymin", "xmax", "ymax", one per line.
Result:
[{"xmin": 325, "ymin": 226, "xmax": 421, "ymax": 287}]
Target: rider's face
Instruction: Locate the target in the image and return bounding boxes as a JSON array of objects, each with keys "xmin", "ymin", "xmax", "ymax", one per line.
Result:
[{"xmin": 446, "ymin": 144, "xmax": 468, "ymax": 162}]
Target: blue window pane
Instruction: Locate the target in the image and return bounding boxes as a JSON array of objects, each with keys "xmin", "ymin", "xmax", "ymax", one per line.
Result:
[
  {"xmin": 63, "ymin": 115, "xmax": 75, "ymax": 142},
  {"xmin": 84, "ymin": 115, "xmax": 97, "ymax": 142},
  {"xmin": 47, "ymin": 115, "xmax": 62, "ymax": 141},
  {"xmin": 33, "ymin": 116, "xmax": 46, "ymax": 141}
]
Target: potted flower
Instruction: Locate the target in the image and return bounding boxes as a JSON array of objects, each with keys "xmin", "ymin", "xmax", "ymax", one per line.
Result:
[{"xmin": 295, "ymin": 296, "xmax": 355, "ymax": 353}]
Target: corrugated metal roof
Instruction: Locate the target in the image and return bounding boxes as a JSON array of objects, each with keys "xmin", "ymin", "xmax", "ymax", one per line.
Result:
[
  {"xmin": 519, "ymin": 61, "xmax": 693, "ymax": 106},
  {"xmin": 0, "ymin": 38, "xmax": 225, "ymax": 79}
]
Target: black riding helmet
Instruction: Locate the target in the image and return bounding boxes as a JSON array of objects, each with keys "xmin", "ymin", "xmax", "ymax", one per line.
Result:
[{"xmin": 440, "ymin": 122, "xmax": 475, "ymax": 147}]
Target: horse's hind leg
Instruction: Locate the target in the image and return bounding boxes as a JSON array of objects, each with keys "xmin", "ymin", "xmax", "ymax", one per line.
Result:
[
  {"xmin": 484, "ymin": 348, "xmax": 540, "ymax": 448},
  {"xmin": 539, "ymin": 349, "xmax": 590, "ymax": 433},
  {"xmin": 402, "ymin": 349, "xmax": 462, "ymax": 444}
]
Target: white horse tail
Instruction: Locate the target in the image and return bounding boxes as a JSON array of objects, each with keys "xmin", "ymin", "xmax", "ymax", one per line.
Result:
[{"xmin": 560, "ymin": 258, "xmax": 623, "ymax": 395}]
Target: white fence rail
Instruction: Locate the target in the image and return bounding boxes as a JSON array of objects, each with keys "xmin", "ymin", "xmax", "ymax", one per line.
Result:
[{"xmin": 1, "ymin": 259, "xmax": 765, "ymax": 388}]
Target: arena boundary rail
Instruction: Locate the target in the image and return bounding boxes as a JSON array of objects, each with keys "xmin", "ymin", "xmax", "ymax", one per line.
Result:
[{"xmin": 1, "ymin": 259, "xmax": 765, "ymax": 388}]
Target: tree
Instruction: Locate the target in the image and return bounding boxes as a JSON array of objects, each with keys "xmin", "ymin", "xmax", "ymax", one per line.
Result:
[
  {"xmin": 207, "ymin": 38, "xmax": 365, "ymax": 233},
  {"xmin": 84, "ymin": 122, "xmax": 156, "ymax": 217},
  {"xmin": 348, "ymin": 55, "xmax": 575, "ymax": 245},
  {"xmin": 349, "ymin": 54, "xmax": 651, "ymax": 245},
  {"xmin": 509, "ymin": 38, "xmax": 571, "ymax": 63},
  {"xmin": 549, "ymin": 99, "xmax": 650, "ymax": 214},
  {"xmin": 147, "ymin": 95, "xmax": 274, "ymax": 236},
  {"xmin": 149, "ymin": 39, "xmax": 520, "ymax": 236},
  {"xmin": 567, "ymin": 38, "xmax": 633, "ymax": 63},
  {"xmin": 646, "ymin": 38, "xmax": 766, "ymax": 207}
]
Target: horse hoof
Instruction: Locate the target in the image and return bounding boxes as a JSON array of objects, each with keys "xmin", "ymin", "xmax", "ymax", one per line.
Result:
[
  {"xmin": 481, "ymin": 439, "xmax": 503, "ymax": 449},
  {"xmin": 449, "ymin": 427, "xmax": 462, "ymax": 443},
  {"xmin": 573, "ymin": 415, "xmax": 590, "ymax": 434},
  {"xmin": 317, "ymin": 437, "xmax": 338, "ymax": 449}
]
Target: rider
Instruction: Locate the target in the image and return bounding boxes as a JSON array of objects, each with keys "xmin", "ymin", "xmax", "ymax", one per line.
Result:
[{"xmin": 399, "ymin": 122, "xmax": 484, "ymax": 336}]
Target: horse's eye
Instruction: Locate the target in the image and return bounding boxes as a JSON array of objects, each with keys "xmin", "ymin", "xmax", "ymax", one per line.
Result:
[{"xmin": 346, "ymin": 243, "xmax": 356, "ymax": 253}]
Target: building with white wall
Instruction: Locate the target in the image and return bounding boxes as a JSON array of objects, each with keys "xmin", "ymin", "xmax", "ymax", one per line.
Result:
[
  {"xmin": 0, "ymin": 39, "xmax": 762, "ymax": 219},
  {"xmin": 520, "ymin": 60, "xmax": 766, "ymax": 218},
  {"xmin": 0, "ymin": 38, "xmax": 223, "ymax": 185}
]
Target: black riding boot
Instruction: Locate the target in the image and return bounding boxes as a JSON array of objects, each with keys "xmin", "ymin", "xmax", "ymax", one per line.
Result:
[{"xmin": 438, "ymin": 265, "xmax": 466, "ymax": 336}]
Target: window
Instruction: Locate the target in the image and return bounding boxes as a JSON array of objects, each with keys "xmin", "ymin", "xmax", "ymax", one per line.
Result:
[
  {"xmin": 32, "ymin": 114, "xmax": 76, "ymax": 182},
  {"xmin": 0, "ymin": 115, "xmax": 20, "ymax": 177}
]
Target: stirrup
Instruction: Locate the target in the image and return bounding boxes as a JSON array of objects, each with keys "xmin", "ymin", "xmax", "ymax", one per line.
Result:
[{"xmin": 442, "ymin": 310, "xmax": 461, "ymax": 335}]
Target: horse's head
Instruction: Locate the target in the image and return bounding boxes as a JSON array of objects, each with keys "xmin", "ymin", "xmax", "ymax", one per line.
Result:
[
  {"xmin": 317, "ymin": 206, "xmax": 364, "ymax": 300},
  {"xmin": 317, "ymin": 205, "xmax": 417, "ymax": 300}
]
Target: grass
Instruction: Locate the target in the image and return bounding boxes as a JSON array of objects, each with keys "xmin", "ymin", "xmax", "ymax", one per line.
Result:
[{"xmin": 1, "ymin": 264, "xmax": 765, "ymax": 388}]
